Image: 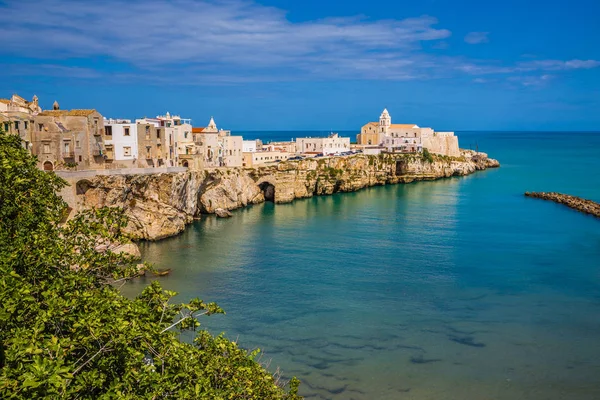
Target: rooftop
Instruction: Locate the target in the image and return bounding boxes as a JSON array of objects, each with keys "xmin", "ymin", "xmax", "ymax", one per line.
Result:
[{"xmin": 38, "ymin": 109, "xmax": 98, "ymax": 117}]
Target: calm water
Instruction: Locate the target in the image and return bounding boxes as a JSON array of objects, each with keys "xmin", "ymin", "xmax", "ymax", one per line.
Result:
[{"xmin": 122, "ymin": 131, "xmax": 600, "ymax": 400}]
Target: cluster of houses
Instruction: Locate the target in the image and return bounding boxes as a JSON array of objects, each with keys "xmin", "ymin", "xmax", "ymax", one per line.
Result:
[{"xmin": 1, "ymin": 93, "xmax": 459, "ymax": 172}]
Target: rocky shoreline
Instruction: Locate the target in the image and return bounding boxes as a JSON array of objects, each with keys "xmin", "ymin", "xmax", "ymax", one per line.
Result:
[
  {"xmin": 524, "ymin": 192, "xmax": 600, "ymax": 218},
  {"xmin": 67, "ymin": 150, "xmax": 499, "ymax": 240}
]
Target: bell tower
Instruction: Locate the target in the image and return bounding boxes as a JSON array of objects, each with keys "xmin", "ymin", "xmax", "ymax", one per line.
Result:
[{"xmin": 379, "ymin": 108, "xmax": 391, "ymax": 135}]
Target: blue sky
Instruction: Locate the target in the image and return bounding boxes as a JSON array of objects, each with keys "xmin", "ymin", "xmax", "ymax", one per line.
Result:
[{"xmin": 1, "ymin": 0, "xmax": 599, "ymax": 131}]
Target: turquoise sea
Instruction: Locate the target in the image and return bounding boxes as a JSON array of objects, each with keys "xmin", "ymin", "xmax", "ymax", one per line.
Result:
[{"xmin": 122, "ymin": 131, "xmax": 600, "ymax": 399}]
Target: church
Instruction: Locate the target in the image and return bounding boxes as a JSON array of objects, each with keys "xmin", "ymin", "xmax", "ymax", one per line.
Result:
[{"xmin": 357, "ymin": 109, "xmax": 460, "ymax": 157}]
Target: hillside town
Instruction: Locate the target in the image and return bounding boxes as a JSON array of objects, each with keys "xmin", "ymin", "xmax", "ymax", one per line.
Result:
[{"xmin": 1, "ymin": 94, "xmax": 459, "ymax": 172}]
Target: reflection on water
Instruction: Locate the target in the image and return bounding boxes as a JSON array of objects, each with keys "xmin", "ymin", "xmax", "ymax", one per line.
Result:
[{"xmin": 122, "ymin": 132, "xmax": 600, "ymax": 399}]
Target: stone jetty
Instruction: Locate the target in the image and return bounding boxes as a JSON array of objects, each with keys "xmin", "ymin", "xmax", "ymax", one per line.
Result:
[{"xmin": 524, "ymin": 192, "xmax": 600, "ymax": 218}]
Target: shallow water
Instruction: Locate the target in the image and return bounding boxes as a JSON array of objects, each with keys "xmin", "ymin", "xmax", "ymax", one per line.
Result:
[{"xmin": 122, "ymin": 131, "xmax": 600, "ymax": 399}]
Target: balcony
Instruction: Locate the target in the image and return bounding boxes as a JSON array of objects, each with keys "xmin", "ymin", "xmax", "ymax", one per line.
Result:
[
  {"xmin": 104, "ymin": 152, "xmax": 114, "ymax": 160},
  {"xmin": 93, "ymin": 130, "xmax": 102, "ymax": 136},
  {"xmin": 179, "ymin": 153, "xmax": 194, "ymax": 160},
  {"xmin": 92, "ymin": 149, "xmax": 103, "ymax": 156},
  {"xmin": 62, "ymin": 151, "xmax": 75, "ymax": 159}
]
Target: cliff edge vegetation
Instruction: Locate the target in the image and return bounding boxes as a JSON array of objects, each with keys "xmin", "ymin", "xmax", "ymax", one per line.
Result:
[{"xmin": 0, "ymin": 131, "xmax": 301, "ymax": 399}]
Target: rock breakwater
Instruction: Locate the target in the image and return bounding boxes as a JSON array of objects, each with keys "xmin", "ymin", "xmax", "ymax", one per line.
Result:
[
  {"xmin": 524, "ymin": 192, "xmax": 600, "ymax": 218},
  {"xmin": 67, "ymin": 150, "xmax": 499, "ymax": 240}
]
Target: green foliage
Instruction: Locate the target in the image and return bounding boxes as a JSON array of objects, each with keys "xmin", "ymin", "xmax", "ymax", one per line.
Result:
[
  {"xmin": 323, "ymin": 167, "xmax": 343, "ymax": 178},
  {"xmin": 422, "ymin": 148, "xmax": 434, "ymax": 163},
  {"xmin": 0, "ymin": 131, "xmax": 301, "ymax": 399}
]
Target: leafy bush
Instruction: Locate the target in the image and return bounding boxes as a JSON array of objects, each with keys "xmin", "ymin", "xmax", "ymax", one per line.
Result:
[
  {"xmin": 0, "ymin": 131, "xmax": 301, "ymax": 399},
  {"xmin": 422, "ymin": 148, "xmax": 434, "ymax": 163}
]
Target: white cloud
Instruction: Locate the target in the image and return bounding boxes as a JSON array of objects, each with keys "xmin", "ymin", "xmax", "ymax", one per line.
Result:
[
  {"xmin": 508, "ymin": 74, "xmax": 554, "ymax": 87},
  {"xmin": 0, "ymin": 0, "xmax": 596, "ymax": 86},
  {"xmin": 517, "ymin": 59, "xmax": 600, "ymax": 71},
  {"xmin": 0, "ymin": 0, "xmax": 450, "ymax": 81},
  {"xmin": 464, "ymin": 32, "xmax": 489, "ymax": 44}
]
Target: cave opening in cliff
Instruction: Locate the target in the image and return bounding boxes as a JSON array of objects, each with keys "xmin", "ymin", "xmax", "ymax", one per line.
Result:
[
  {"xmin": 259, "ymin": 182, "xmax": 275, "ymax": 202},
  {"xmin": 76, "ymin": 179, "xmax": 92, "ymax": 195}
]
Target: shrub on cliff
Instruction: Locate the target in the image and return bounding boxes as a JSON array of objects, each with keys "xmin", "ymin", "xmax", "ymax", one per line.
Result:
[
  {"xmin": 0, "ymin": 131, "xmax": 301, "ymax": 399},
  {"xmin": 422, "ymin": 148, "xmax": 434, "ymax": 163}
]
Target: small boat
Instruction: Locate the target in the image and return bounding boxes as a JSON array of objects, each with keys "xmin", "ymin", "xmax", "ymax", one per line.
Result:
[{"xmin": 152, "ymin": 268, "xmax": 172, "ymax": 277}]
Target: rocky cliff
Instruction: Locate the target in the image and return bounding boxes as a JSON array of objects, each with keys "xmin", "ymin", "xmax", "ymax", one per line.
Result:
[{"xmin": 72, "ymin": 150, "xmax": 499, "ymax": 240}]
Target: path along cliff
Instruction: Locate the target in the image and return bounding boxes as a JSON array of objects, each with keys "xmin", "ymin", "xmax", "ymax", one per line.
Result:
[{"xmin": 66, "ymin": 150, "xmax": 499, "ymax": 240}]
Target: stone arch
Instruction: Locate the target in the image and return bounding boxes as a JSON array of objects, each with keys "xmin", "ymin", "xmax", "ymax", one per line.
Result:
[
  {"xmin": 43, "ymin": 161, "xmax": 53, "ymax": 171},
  {"xmin": 182, "ymin": 160, "xmax": 189, "ymax": 168},
  {"xmin": 256, "ymin": 176, "xmax": 277, "ymax": 202},
  {"xmin": 76, "ymin": 179, "xmax": 93, "ymax": 195}
]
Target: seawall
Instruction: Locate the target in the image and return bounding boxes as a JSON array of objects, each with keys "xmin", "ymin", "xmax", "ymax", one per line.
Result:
[{"xmin": 62, "ymin": 150, "xmax": 499, "ymax": 240}]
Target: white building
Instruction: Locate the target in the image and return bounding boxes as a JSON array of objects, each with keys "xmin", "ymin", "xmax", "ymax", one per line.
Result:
[
  {"xmin": 243, "ymin": 150, "xmax": 290, "ymax": 167},
  {"xmin": 243, "ymin": 140, "xmax": 257, "ymax": 153},
  {"xmin": 103, "ymin": 118, "xmax": 138, "ymax": 167},
  {"xmin": 296, "ymin": 133, "xmax": 350, "ymax": 155}
]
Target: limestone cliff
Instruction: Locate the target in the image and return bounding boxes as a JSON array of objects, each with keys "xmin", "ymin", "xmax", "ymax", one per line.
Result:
[{"xmin": 71, "ymin": 151, "xmax": 499, "ymax": 240}]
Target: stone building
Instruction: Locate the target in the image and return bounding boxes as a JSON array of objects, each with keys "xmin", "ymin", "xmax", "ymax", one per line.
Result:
[
  {"xmin": 134, "ymin": 121, "xmax": 169, "ymax": 168},
  {"xmin": 357, "ymin": 109, "xmax": 460, "ymax": 157},
  {"xmin": 137, "ymin": 113, "xmax": 192, "ymax": 167},
  {"xmin": 32, "ymin": 109, "xmax": 105, "ymax": 171},
  {"xmin": 0, "ymin": 94, "xmax": 41, "ymax": 151},
  {"xmin": 193, "ymin": 117, "xmax": 243, "ymax": 168},
  {"xmin": 296, "ymin": 133, "xmax": 350, "ymax": 155}
]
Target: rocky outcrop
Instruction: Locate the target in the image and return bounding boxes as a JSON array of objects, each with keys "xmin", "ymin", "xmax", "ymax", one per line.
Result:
[
  {"xmin": 524, "ymin": 192, "xmax": 600, "ymax": 218},
  {"xmin": 69, "ymin": 151, "xmax": 499, "ymax": 240},
  {"xmin": 215, "ymin": 208, "xmax": 233, "ymax": 218}
]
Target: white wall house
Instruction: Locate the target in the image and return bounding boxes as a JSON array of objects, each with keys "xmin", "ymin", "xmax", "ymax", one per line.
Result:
[
  {"xmin": 296, "ymin": 133, "xmax": 350, "ymax": 155},
  {"xmin": 243, "ymin": 140, "xmax": 257, "ymax": 153},
  {"xmin": 103, "ymin": 118, "xmax": 138, "ymax": 166}
]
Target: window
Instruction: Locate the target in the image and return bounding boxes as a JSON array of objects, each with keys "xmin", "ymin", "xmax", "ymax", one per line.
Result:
[
  {"xmin": 124, "ymin": 127, "xmax": 130, "ymax": 136},
  {"xmin": 76, "ymin": 140, "xmax": 80, "ymax": 148},
  {"xmin": 3, "ymin": 123, "xmax": 8, "ymax": 131},
  {"xmin": 105, "ymin": 126, "xmax": 113, "ymax": 136},
  {"xmin": 184, "ymin": 131, "xmax": 189, "ymax": 139},
  {"xmin": 123, "ymin": 146, "xmax": 131, "ymax": 156},
  {"xmin": 25, "ymin": 121, "xmax": 29, "ymax": 129},
  {"xmin": 79, "ymin": 156, "xmax": 82, "ymax": 162},
  {"xmin": 64, "ymin": 143, "xmax": 70, "ymax": 155},
  {"xmin": 43, "ymin": 143, "xmax": 50, "ymax": 153},
  {"xmin": 156, "ymin": 129, "xmax": 160, "ymax": 139},
  {"xmin": 145, "ymin": 126, "xmax": 150, "ymax": 139},
  {"xmin": 14, "ymin": 121, "xmax": 19, "ymax": 130},
  {"xmin": 38, "ymin": 123, "xmax": 44, "ymax": 131}
]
